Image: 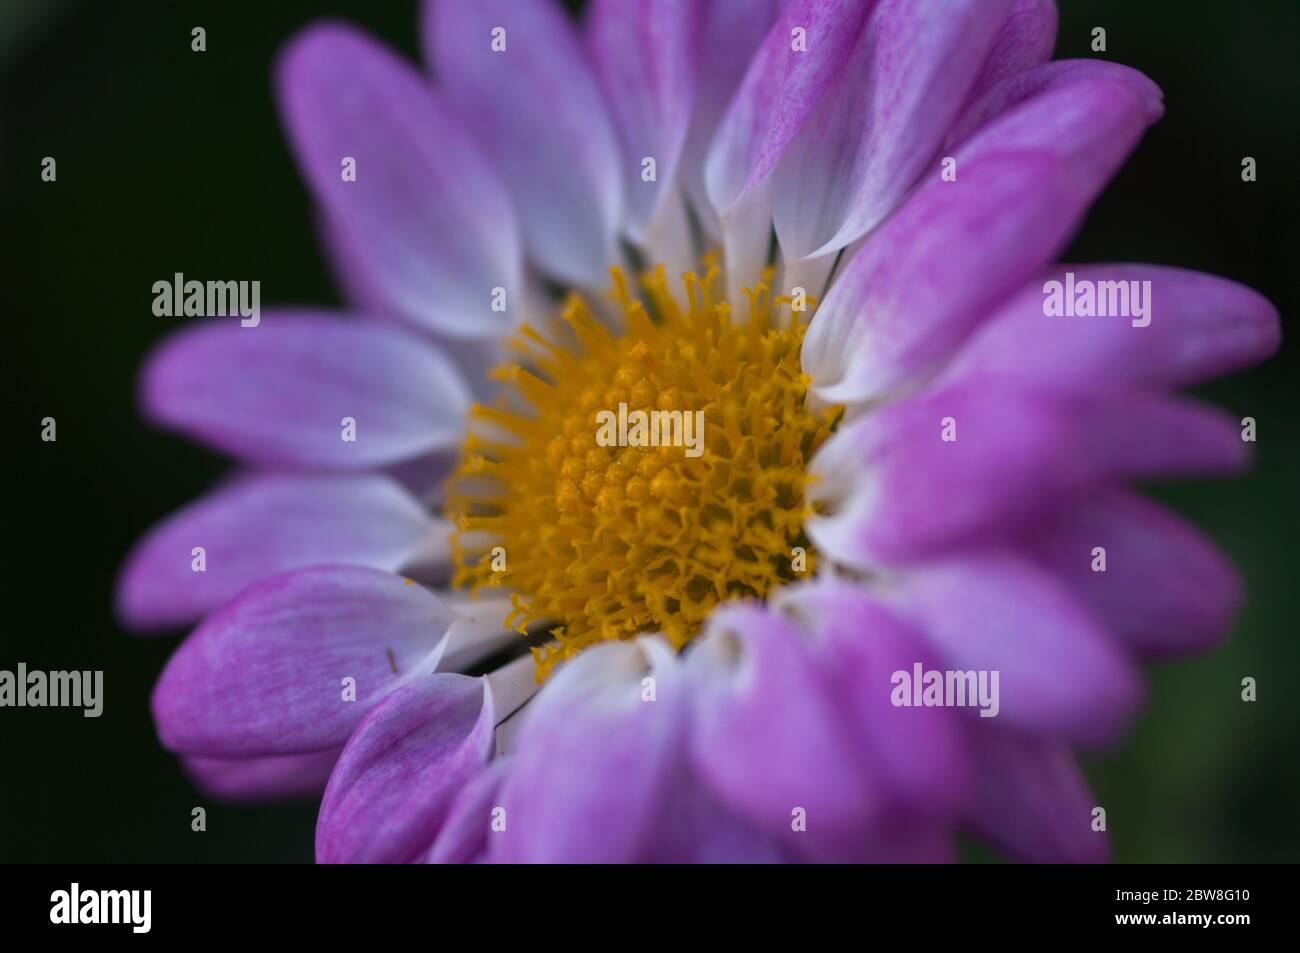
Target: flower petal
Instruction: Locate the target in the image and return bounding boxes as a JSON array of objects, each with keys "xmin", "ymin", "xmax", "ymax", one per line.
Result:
[
  {"xmin": 946, "ymin": 59, "xmax": 1163, "ymax": 170},
  {"xmin": 685, "ymin": 603, "xmax": 881, "ymax": 847},
  {"xmin": 963, "ymin": 723, "xmax": 1110, "ymax": 863},
  {"xmin": 1025, "ymin": 488, "xmax": 1241, "ymax": 657},
  {"xmin": 705, "ymin": 0, "xmax": 873, "ymax": 217},
  {"xmin": 183, "ymin": 749, "xmax": 341, "ymax": 803},
  {"xmin": 705, "ymin": 0, "xmax": 873, "ymax": 293},
  {"xmin": 424, "ymin": 0, "xmax": 624, "ymax": 288},
  {"xmin": 316, "ymin": 672, "xmax": 494, "ymax": 864},
  {"xmin": 772, "ymin": 578, "xmax": 968, "ymax": 818},
  {"xmin": 141, "ymin": 313, "xmax": 470, "ymax": 469},
  {"xmin": 425, "ymin": 756, "xmax": 511, "ymax": 864},
  {"xmin": 586, "ymin": 0, "xmax": 698, "ymax": 242},
  {"xmin": 316, "ymin": 212, "xmax": 390, "ymax": 316},
  {"xmin": 802, "ymin": 152, "xmax": 1087, "ymax": 406},
  {"xmin": 648, "ymin": 764, "xmax": 790, "ymax": 864},
  {"xmin": 276, "ymin": 21, "xmax": 522, "ymax": 337},
  {"xmin": 808, "ymin": 383, "xmax": 1248, "ymax": 567},
  {"xmin": 117, "ymin": 472, "xmax": 444, "ymax": 632},
  {"xmin": 152, "ymin": 566, "xmax": 458, "ymax": 757},
  {"xmin": 771, "ymin": 0, "xmax": 1015, "ymax": 261},
  {"xmin": 679, "ymin": 0, "xmax": 785, "ymax": 240},
  {"xmin": 960, "ymin": 0, "xmax": 1058, "ymax": 109},
  {"xmin": 493, "ymin": 637, "xmax": 684, "ymax": 863},
  {"xmin": 879, "ymin": 551, "xmax": 1143, "ymax": 747},
  {"xmin": 937, "ymin": 265, "xmax": 1282, "ymax": 394}
]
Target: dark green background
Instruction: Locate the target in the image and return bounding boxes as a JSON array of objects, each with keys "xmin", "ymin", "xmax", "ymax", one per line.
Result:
[{"xmin": 1, "ymin": 0, "xmax": 1296, "ymax": 862}]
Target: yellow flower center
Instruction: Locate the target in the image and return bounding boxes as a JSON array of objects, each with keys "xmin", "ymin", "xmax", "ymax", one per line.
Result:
[{"xmin": 447, "ymin": 257, "xmax": 841, "ymax": 678}]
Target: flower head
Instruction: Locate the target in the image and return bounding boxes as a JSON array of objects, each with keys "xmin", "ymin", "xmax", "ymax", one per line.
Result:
[{"xmin": 120, "ymin": 0, "xmax": 1280, "ymax": 863}]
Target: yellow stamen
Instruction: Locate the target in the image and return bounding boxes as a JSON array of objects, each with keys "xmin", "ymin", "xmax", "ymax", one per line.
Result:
[{"xmin": 446, "ymin": 257, "xmax": 842, "ymax": 679}]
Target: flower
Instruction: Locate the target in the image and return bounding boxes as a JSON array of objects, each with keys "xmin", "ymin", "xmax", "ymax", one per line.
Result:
[{"xmin": 119, "ymin": 0, "xmax": 1280, "ymax": 864}]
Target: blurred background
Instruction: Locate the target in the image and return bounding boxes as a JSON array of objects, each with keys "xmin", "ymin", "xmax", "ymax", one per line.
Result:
[{"xmin": 1, "ymin": 0, "xmax": 1296, "ymax": 862}]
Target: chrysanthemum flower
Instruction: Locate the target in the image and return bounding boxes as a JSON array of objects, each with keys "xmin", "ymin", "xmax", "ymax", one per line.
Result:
[{"xmin": 119, "ymin": 0, "xmax": 1279, "ymax": 863}]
